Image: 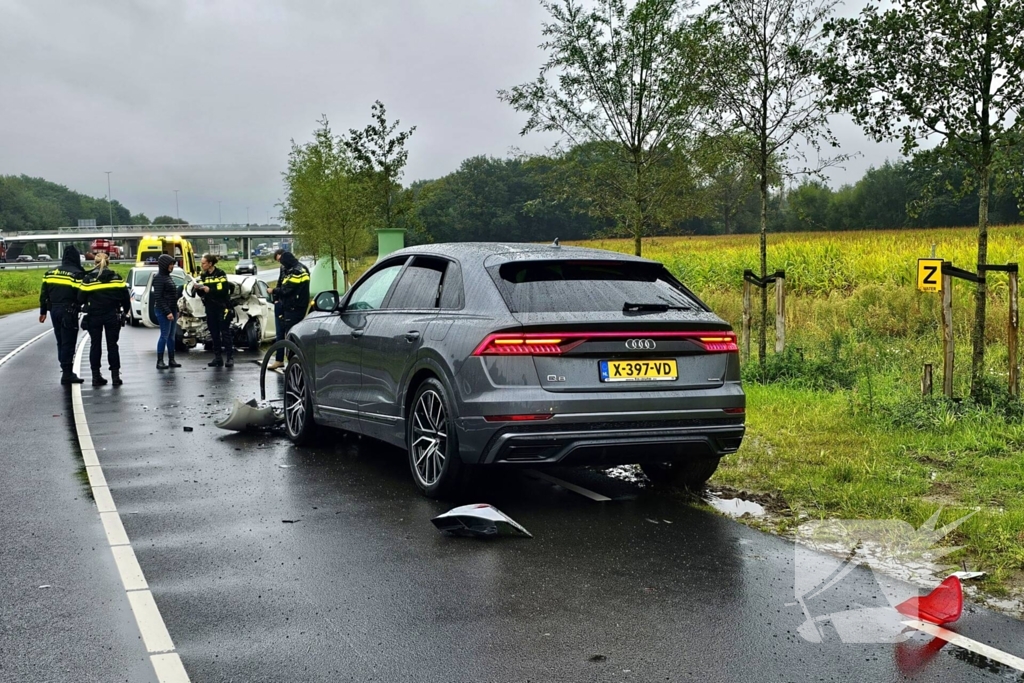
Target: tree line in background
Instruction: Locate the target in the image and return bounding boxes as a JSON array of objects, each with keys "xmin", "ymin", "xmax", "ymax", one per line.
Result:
[
  {"xmin": 403, "ymin": 153, "xmax": 1023, "ymax": 244},
  {"xmin": 0, "ymin": 174, "xmax": 193, "ymax": 232}
]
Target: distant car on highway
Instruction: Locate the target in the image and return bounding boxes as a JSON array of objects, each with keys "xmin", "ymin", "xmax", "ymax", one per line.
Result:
[
  {"xmin": 36, "ymin": 254, "xmax": 51, "ymax": 261},
  {"xmin": 15, "ymin": 255, "xmax": 33, "ymax": 262},
  {"xmin": 278, "ymin": 243, "xmax": 745, "ymax": 498},
  {"xmin": 235, "ymin": 259, "xmax": 257, "ymax": 275}
]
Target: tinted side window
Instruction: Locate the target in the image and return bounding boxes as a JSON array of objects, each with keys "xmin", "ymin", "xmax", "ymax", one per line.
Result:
[
  {"xmin": 348, "ymin": 264, "xmax": 404, "ymax": 311},
  {"xmin": 386, "ymin": 258, "xmax": 447, "ymax": 309}
]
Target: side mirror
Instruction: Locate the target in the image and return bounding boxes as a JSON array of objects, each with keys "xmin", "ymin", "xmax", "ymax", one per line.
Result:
[{"xmin": 313, "ymin": 290, "xmax": 340, "ymax": 313}]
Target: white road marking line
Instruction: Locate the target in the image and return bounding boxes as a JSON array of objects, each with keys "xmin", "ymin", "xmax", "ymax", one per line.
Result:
[
  {"xmin": 127, "ymin": 590, "xmax": 177, "ymax": 653},
  {"xmin": 93, "ymin": 486, "xmax": 117, "ymax": 513},
  {"xmin": 85, "ymin": 465, "xmax": 107, "ymax": 488},
  {"xmin": 150, "ymin": 654, "xmax": 191, "ymax": 683},
  {"xmin": 100, "ymin": 511, "xmax": 130, "ymax": 546},
  {"xmin": 112, "ymin": 546, "xmax": 149, "ymax": 591},
  {"xmin": 525, "ymin": 470, "xmax": 612, "ymax": 502},
  {"xmin": 904, "ymin": 619, "xmax": 1024, "ymax": 672},
  {"xmin": 72, "ymin": 337, "xmax": 190, "ymax": 682},
  {"xmin": 0, "ymin": 330, "xmax": 49, "ymax": 370}
]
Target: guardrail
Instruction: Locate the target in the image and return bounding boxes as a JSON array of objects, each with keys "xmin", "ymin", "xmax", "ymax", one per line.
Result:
[
  {"xmin": 1, "ymin": 224, "xmax": 283, "ymax": 237},
  {"xmin": 0, "ymin": 259, "xmax": 137, "ymax": 271}
]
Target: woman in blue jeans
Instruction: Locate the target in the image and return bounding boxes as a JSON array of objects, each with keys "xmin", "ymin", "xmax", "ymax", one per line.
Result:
[{"xmin": 152, "ymin": 254, "xmax": 182, "ymax": 370}]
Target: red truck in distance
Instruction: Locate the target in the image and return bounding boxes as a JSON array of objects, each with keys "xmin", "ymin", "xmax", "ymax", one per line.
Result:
[{"xmin": 90, "ymin": 238, "xmax": 123, "ymax": 259}]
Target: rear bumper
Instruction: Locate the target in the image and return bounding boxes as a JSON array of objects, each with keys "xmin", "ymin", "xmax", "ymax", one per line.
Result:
[{"xmin": 456, "ymin": 414, "xmax": 745, "ymax": 466}]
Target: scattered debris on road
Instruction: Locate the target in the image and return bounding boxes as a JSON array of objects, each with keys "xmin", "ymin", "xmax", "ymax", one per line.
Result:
[
  {"xmin": 183, "ymin": 426, "xmax": 193, "ymax": 432},
  {"xmin": 432, "ymin": 504, "xmax": 532, "ymax": 538}
]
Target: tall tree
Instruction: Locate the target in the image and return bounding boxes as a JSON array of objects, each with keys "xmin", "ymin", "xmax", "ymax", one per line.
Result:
[
  {"xmin": 344, "ymin": 101, "xmax": 416, "ymax": 234},
  {"xmin": 499, "ymin": 0, "xmax": 720, "ymax": 256},
  {"xmin": 281, "ymin": 116, "xmax": 371, "ymax": 291},
  {"xmin": 707, "ymin": 0, "xmax": 841, "ymax": 363},
  {"xmin": 820, "ymin": 0, "xmax": 1024, "ymax": 397}
]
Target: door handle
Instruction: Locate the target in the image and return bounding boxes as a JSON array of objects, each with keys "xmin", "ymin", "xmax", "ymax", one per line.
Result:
[
  {"xmin": 351, "ymin": 329, "xmax": 365, "ymax": 338},
  {"xmin": 404, "ymin": 330, "xmax": 421, "ymax": 342}
]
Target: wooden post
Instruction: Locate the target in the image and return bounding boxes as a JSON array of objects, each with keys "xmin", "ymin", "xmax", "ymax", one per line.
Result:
[
  {"xmin": 775, "ymin": 274, "xmax": 786, "ymax": 354},
  {"xmin": 742, "ymin": 278, "xmax": 752, "ymax": 361},
  {"xmin": 922, "ymin": 363, "xmax": 933, "ymax": 396},
  {"xmin": 1010, "ymin": 267, "xmax": 1019, "ymax": 397},
  {"xmin": 942, "ymin": 270, "xmax": 954, "ymax": 398}
]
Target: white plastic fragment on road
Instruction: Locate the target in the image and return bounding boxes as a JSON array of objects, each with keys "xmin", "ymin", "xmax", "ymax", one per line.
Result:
[
  {"xmin": 215, "ymin": 398, "xmax": 282, "ymax": 431},
  {"xmin": 949, "ymin": 571, "xmax": 986, "ymax": 581},
  {"xmin": 432, "ymin": 504, "xmax": 533, "ymax": 538}
]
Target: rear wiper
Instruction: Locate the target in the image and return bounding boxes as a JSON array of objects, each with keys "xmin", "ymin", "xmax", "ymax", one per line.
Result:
[{"xmin": 623, "ymin": 302, "xmax": 692, "ymax": 313}]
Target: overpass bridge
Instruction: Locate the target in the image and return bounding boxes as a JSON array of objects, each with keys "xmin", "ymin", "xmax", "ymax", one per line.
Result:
[{"xmin": 0, "ymin": 224, "xmax": 292, "ymax": 259}]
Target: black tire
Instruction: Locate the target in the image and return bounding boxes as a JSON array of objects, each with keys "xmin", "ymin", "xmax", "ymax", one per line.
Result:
[
  {"xmin": 407, "ymin": 377, "xmax": 464, "ymax": 498},
  {"xmin": 129, "ymin": 312, "xmax": 140, "ymax": 327},
  {"xmin": 246, "ymin": 319, "xmax": 261, "ymax": 351},
  {"xmin": 174, "ymin": 327, "xmax": 188, "ymax": 353},
  {"xmin": 283, "ymin": 357, "xmax": 317, "ymax": 445},
  {"xmin": 641, "ymin": 458, "xmax": 721, "ymax": 490}
]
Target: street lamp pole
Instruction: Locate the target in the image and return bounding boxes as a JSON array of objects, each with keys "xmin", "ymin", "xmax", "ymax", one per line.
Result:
[
  {"xmin": 174, "ymin": 190, "xmax": 180, "ymax": 221},
  {"xmin": 246, "ymin": 206, "xmax": 250, "ymax": 226},
  {"xmin": 218, "ymin": 201, "xmax": 222, "ymax": 226},
  {"xmin": 105, "ymin": 171, "xmax": 113, "ymax": 241}
]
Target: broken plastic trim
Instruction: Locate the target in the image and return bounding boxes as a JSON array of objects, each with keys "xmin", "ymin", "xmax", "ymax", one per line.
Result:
[
  {"xmin": 215, "ymin": 398, "xmax": 281, "ymax": 432},
  {"xmin": 431, "ymin": 504, "xmax": 533, "ymax": 538}
]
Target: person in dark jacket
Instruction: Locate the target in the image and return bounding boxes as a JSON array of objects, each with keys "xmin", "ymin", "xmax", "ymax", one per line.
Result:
[
  {"xmin": 267, "ymin": 251, "xmax": 309, "ymax": 370},
  {"xmin": 78, "ymin": 253, "xmax": 131, "ymax": 386},
  {"xmin": 153, "ymin": 254, "xmax": 182, "ymax": 370},
  {"xmin": 39, "ymin": 245, "xmax": 86, "ymax": 385},
  {"xmin": 195, "ymin": 254, "xmax": 234, "ymax": 368}
]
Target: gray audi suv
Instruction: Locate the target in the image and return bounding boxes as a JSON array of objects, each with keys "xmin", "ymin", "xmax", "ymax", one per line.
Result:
[{"xmin": 280, "ymin": 243, "xmax": 745, "ymax": 497}]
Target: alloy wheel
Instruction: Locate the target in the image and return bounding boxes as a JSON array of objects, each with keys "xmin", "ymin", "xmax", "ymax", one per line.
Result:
[
  {"xmin": 284, "ymin": 362, "xmax": 307, "ymax": 436},
  {"xmin": 411, "ymin": 389, "xmax": 447, "ymax": 487}
]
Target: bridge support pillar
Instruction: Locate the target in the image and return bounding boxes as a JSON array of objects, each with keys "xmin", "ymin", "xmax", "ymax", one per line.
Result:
[{"xmin": 242, "ymin": 237, "xmax": 250, "ymax": 259}]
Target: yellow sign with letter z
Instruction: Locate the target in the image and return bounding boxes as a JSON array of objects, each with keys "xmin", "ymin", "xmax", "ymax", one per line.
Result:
[{"xmin": 917, "ymin": 258, "xmax": 943, "ymax": 292}]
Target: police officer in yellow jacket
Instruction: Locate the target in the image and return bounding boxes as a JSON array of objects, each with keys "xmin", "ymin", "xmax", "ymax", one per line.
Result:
[
  {"xmin": 195, "ymin": 254, "xmax": 234, "ymax": 367},
  {"xmin": 39, "ymin": 246, "xmax": 86, "ymax": 385},
  {"xmin": 267, "ymin": 251, "xmax": 310, "ymax": 370},
  {"xmin": 78, "ymin": 253, "xmax": 131, "ymax": 386}
]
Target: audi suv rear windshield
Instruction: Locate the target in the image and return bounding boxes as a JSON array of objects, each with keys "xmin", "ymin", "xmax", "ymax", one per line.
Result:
[{"xmin": 490, "ymin": 259, "xmax": 702, "ymax": 313}]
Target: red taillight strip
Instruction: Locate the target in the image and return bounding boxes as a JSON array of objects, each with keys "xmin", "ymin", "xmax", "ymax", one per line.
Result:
[{"xmin": 472, "ymin": 331, "xmax": 738, "ymax": 355}]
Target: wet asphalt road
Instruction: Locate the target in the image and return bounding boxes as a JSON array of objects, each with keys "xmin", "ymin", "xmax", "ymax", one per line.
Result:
[{"xmin": 3, "ymin": 308, "xmax": 1024, "ymax": 682}]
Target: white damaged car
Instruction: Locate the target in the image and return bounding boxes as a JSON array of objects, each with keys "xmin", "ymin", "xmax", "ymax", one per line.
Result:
[{"xmin": 176, "ymin": 275, "xmax": 277, "ymax": 351}]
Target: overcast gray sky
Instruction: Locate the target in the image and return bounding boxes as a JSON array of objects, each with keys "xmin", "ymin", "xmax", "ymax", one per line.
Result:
[{"xmin": 0, "ymin": 0, "xmax": 899, "ymax": 225}]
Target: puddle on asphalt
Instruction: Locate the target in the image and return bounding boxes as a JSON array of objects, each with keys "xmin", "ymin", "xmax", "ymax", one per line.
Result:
[
  {"xmin": 705, "ymin": 492, "xmax": 766, "ymax": 518},
  {"xmin": 603, "ymin": 464, "xmax": 648, "ymax": 487}
]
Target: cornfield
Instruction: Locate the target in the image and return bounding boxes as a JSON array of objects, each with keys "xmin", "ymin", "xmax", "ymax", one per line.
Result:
[{"xmin": 574, "ymin": 226, "xmax": 1024, "ymax": 396}]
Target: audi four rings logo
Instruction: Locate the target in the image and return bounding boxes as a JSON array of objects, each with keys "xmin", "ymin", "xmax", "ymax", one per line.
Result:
[{"xmin": 625, "ymin": 339, "xmax": 656, "ymax": 350}]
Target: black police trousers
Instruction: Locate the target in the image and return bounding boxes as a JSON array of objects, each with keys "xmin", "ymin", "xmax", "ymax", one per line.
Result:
[
  {"xmin": 87, "ymin": 312, "xmax": 122, "ymax": 372},
  {"xmin": 207, "ymin": 305, "xmax": 232, "ymax": 357},
  {"xmin": 50, "ymin": 304, "xmax": 79, "ymax": 375}
]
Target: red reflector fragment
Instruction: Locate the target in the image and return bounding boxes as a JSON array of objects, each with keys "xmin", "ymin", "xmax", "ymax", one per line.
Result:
[
  {"xmin": 484, "ymin": 414, "xmax": 555, "ymax": 423},
  {"xmin": 896, "ymin": 576, "xmax": 963, "ymax": 625},
  {"xmin": 724, "ymin": 407, "xmax": 745, "ymax": 415}
]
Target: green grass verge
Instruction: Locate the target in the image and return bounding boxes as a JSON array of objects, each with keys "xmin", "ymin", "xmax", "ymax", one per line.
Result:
[
  {"xmin": 0, "ymin": 264, "xmax": 133, "ymax": 317},
  {"xmin": 724, "ymin": 383, "xmax": 1024, "ymax": 595}
]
